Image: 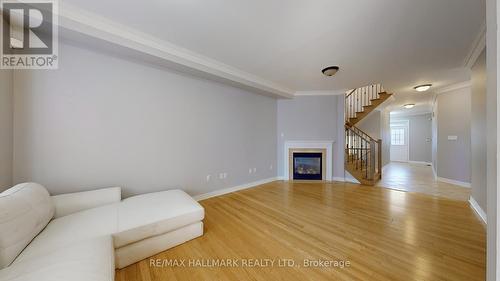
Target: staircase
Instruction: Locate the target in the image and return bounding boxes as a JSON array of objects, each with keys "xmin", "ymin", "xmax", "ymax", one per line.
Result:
[{"xmin": 345, "ymin": 84, "xmax": 392, "ymax": 185}]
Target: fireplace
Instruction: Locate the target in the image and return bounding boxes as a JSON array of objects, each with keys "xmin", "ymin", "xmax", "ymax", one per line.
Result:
[
  {"xmin": 293, "ymin": 152, "xmax": 323, "ymax": 180},
  {"xmin": 285, "ymin": 142, "xmax": 332, "ymax": 181}
]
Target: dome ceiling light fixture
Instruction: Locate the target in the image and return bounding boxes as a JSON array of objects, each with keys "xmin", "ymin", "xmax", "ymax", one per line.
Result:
[
  {"xmin": 404, "ymin": 104, "xmax": 416, "ymax": 109},
  {"xmin": 322, "ymin": 66, "xmax": 340, "ymax": 77},
  {"xmin": 414, "ymin": 84, "xmax": 432, "ymax": 92}
]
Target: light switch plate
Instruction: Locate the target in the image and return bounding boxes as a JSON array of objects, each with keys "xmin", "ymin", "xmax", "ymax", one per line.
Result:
[{"xmin": 447, "ymin": 135, "xmax": 458, "ymax": 141}]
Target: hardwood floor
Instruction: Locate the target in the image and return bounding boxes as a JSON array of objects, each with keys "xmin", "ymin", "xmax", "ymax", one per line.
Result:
[
  {"xmin": 116, "ymin": 181, "xmax": 486, "ymax": 281},
  {"xmin": 377, "ymin": 162, "xmax": 471, "ymax": 201}
]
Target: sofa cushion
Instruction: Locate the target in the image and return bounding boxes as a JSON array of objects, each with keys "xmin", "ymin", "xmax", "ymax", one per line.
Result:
[
  {"xmin": 113, "ymin": 189, "xmax": 204, "ymax": 248},
  {"xmin": 0, "ymin": 236, "xmax": 114, "ymax": 281},
  {"xmin": 14, "ymin": 203, "xmax": 118, "ymax": 263},
  {"xmin": 0, "ymin": 183, "xmax": 54, "ymax": 269}
]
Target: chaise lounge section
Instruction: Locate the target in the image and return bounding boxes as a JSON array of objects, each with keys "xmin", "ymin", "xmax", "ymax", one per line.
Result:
[{"xmin": 0, "ymin": 182, "xmax": 205, "ymax": 281}]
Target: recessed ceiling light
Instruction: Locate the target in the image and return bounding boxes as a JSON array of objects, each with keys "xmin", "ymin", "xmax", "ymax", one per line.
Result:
[
  {"xmin": 414, "ymin": 84, "xmax": 432, "ymax": 92},
  {"xmin": 404, "ymin": 104, "xmax": 415, "ymax": 109},
  {"xmin": 322, "ymin": 66, "xmax": 339, "ymax": 76}
]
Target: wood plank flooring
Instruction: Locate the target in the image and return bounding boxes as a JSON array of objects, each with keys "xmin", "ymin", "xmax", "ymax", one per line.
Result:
[
  {"xmin": 377, "ymin": 162, "xmax": 471, "ymax": 201},
  {"xmin": 116, "ymin": 181, "xmax": 486, "ymax": 281}
]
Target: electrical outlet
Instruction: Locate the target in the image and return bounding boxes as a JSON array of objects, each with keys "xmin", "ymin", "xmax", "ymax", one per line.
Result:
[
  {"xmin": 206, "ymin": 175, "xmax": 211, "ymax": 182},
  {"xmin": 219, "ymin": 173, "xmax": 224, "ymax": 179},
  {"xmin": 253, "ymin": 168, "xmax": 257, "ymax": 173},
  {"xmin": 223, "ymin": 173, "xmax": 227, "ymax": 179},
  {"xmin": 249, "ymin": 168, "xmax": 252, "ymax": 174}
]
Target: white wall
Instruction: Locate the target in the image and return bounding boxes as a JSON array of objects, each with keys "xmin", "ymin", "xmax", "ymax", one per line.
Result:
[
  {"xmin": 277, "ymin": 95, "xmax": 344, "ymax": 179},
  {"xmin": 471, "ymin": 48, "xmax": 487, "ymax": 213},
  {"xmin": 392, "ymin": 113, "xmax": 432, "ymax": 163},
  {"xmin": 13, "ymin": 41, "xmax": 278, "ymax": 197},
  {"xmin": 435, "ymin": 87, "xmax": 472, "ymax": 184},
  {"xmin": 0, "ymin": 70, "xmax": 13, "ymax": 191}
]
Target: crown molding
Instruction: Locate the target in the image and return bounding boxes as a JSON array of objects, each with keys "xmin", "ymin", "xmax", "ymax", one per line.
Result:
[
  {"xmin": 464, "ymin": 21, "xmax": 486, "ymax": 68},
  {"xmin": 435, "ymin": 81, "xmax": 472, "ymax": 94},
  {"xmin": 52, "ymin": 3, "xmax": 295, "ymax": 98},
  {"xmin": 294, "ymin": 90, "xmax": 346, "ymax": 96}
]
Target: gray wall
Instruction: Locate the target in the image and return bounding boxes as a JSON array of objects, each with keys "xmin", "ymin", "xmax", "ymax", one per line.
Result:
[
  {"xmin": 486, "ymin": 0, "xmax": 498, "ymax": 278},
  {"xmin": 0, "ymin": 70, "xmax": 13, "ymax": 191},
  {"xmin": 436, "ymin": 87, "xmax": 472, "ymax": 183},
  {"xmin": 13, "ymin": 42, "xmax": 278, "ymax": 197},
  {"xmin": 471, "ymin": 49, "xmax": 487, "ymax": 213},
  {"xmin": 357, "ymin": 111, "xmax": 381, "ymax": 139},
  {"xmin": 277, "ymin": 95, "xmax": 343, "ymax": 179},
  {"xmin": 380, "ymin": 108, "xmax": 391, "ymax": 167},
  {"xmin": 357, "ymin": 108, "xmax": 391, "ymax": 167},
  {"xmin": 392, "ymin": 113, "xmax": 432, "ymax": 163},
  {"xmin": 432, "ymin": 100, "xmax": 438, "ymax": 173}
]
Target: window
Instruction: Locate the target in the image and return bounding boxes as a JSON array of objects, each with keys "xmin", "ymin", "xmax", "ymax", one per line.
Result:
[{"xmin": 391, "ymin": 128, "xmax": 405, "ymax": 145}]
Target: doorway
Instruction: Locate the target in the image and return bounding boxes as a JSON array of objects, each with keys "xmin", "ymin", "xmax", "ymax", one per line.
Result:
[{"xmin": 390, "ymin": 120, "xmax": 409, "ymax": 162}]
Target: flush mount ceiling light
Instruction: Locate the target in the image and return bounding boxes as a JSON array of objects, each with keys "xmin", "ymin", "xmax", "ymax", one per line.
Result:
[
  {"xmin": 404, "ymin": 104, "xmax": 415, "ymax": 109},
  {"xmin": 322, "ymin": 66, "xmax": 340, "ymax": 76},
  {"xmin": 414, "ymin": 84, "xmax": 432, "ymax": 92}
]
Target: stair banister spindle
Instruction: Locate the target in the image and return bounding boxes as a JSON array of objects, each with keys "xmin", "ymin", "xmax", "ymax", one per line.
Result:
[
  {"xmin": 354, "ymin": 134, "xmax": 356, "ymax": 169},
  {"xmin": 362, "ymin": 89, "xmax": 364, "ymax": 109},
  {"xmin": 378, "ymin": 139, "xmax": 382, "ymax": 177},
  {"xmin": 361, "ymin": 136, "xmax": 366, "ymax": 170},
  {"xmin": 367, "ymin": 140, "xmax": 375, "ymax": 180},
  {"xmin": 358, "ymin": 90, "xmax": 361, "ymax": 113},
  {"xmin": 359, "ymin": 90, "xmax": 361, "ymax": 113},
  {"xmin": 345, "ymin": 84, "xmax": 389, "ymax": 184},
  {"xmin": 356, "ymin": 91, "xmax": 359, "ymax": 113},
  {"xmin": 356, "ymin": 135, "xmax": 359, "ymax": 169},
  {"xmin": 361, "ymin": 91, "xmax": 370, "ymax": 110}
]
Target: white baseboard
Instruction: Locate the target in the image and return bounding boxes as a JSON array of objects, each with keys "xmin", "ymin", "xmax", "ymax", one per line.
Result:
[
  {"xmin": 437, "ymin": 177, "xmax": 471, "ymax": 188},
  {"xmin": 469, "ymin": 196, "xmax": 487, "ymax": 224},
  {"xmin": 274, "ymin": 176, "xmax": 346, "ymax": 182},
  {"xmin": 343, "ymin": 171, "xmax": 361, "ymax": 184},
  {"xmin": 343, "ymin": 178, "xmax": 360, "ymax": 184},
  {"xmin": 193, "ymin": 177, "xmax": 280, "ymax": 201},
  {"xmin": 408, "ymin": 161, "xmax": 432, "ymax": 165}
]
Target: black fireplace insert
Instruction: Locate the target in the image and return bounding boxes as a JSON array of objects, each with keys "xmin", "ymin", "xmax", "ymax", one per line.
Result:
[{"xmin": 293, "ymin": 152, "xmax": 322, "ymax": 180}]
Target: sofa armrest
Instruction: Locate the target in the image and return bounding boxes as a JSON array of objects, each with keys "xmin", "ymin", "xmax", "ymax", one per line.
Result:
[{"xmin": 51, "ymin": 187, "xmax": 122, "ymax": 218}]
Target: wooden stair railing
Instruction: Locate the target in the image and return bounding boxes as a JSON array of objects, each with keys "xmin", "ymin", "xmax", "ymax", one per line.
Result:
[
  {"xmin": 345, "ymin": 125, "xmax": 382, "ymax": 184},
  {"xmin": 345, "ymin": 84, "xmax": 392, "ymax": 127},
  {"xmin": 344, "ymin": 84, "xmax": 389, "ymax": 185}
]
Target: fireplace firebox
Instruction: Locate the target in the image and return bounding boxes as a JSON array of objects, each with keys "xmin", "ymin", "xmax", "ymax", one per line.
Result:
[{"xmin": 292, "ymin": 152, "xmax": 323, "ymax": 180}]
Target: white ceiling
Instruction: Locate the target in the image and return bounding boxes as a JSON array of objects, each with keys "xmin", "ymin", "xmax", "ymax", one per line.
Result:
[{"xmin": 63, "ymin": 0, "xmax": 485, "ymax": 110}]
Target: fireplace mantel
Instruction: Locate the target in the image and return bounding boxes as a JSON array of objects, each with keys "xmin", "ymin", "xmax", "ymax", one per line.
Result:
[{"xmin": 284, "ymin": 141, "xmax": 334, "ymax": 181}]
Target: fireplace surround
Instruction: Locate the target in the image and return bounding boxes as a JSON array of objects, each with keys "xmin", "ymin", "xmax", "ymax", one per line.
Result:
[{"xmin": 284, "ymin": 141, "xmax": 333, "ymax": 181}]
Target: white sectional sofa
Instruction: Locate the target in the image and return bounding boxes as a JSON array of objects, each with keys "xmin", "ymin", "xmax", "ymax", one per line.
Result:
[{"xmin": 0, "ymin": 183, "xmax": 205, "ymax": 281}]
